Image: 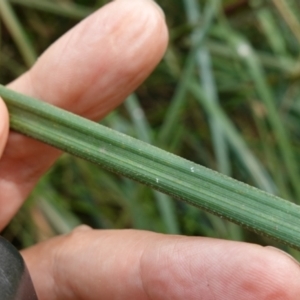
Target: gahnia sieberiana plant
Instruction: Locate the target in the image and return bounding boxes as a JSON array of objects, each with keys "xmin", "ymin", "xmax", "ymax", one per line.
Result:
[{"xmin": 1, "ymin": 84, "xmax": 300, "ymax": 250}]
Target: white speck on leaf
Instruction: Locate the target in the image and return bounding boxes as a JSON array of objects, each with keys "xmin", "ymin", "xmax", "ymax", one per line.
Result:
[
  {"xmin": 156, "ymin": 178, "xmax": 159, "ymax": 183},
  {"xmin": 191, "ymin": 167, "xmax": 195, "ymax": 173},
  {"xmin": 237, "ymin": 43, "xmax": 251, "ymax": 57}
]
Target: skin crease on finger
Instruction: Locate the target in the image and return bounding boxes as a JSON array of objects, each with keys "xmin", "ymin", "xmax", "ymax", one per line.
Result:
[
  {"xmin": 21, "ymin": 228, "xmax": 300, "ymax": 300},
  {"xmin": 0, "ymin": 0, "xmax": 168, "ymax": 229}
]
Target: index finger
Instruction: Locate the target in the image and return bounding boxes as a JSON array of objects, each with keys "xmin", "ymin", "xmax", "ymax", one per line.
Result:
[{"xmin": 0, "ymin": 0, "xmax": 168, "ymax": 230}]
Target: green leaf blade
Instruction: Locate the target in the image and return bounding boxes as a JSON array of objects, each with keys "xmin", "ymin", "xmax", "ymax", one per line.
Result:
[{"xmin": 2, "ymin": 84, "xmax": 300, "ymax": 249}]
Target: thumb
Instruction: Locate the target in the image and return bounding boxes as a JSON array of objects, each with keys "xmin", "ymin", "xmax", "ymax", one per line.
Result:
[{"xmin": 0, "ymin": 99, "xmax": 9, "ymax": 158}]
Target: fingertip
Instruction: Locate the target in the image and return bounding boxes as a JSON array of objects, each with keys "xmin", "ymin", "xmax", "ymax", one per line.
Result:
[
  {"xmin": 117, "ymin": 0, "xmax": 166, "ymax": 19},
  {"xmin": 140, "ymin": 238, "xmax": 300, "ymax": 300},
  {"xmin": 83, "ymin": 0, "xmax": 169, "ymax": 87},
  {"xmin": 0, "ymin": 99, "xmax": 9, "ymax": 158},
  {"xmin": 119, "ymin": 0, "xmax": 168, "ymax": 46},
  {"xmin": 26, "ymin": 0, "xmax": 169, "ymax": 116},
  {"xmin": 262, "ymin": 246, "xmax": 300, "ymax": 298},
  {"xmin": 265, "ymin": 246, "xmax": 300, "ymax": 268}
]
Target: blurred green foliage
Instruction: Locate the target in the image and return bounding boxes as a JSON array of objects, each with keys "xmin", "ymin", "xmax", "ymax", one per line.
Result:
[{"xmin": 1, "ymin": 0, "xmax": 300, "ymax": 255}]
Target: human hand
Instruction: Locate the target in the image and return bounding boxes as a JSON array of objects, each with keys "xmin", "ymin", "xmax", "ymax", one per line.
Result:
[{"xmin": 1, "ymin": 0, "xmax": 300, "ymax": 299}]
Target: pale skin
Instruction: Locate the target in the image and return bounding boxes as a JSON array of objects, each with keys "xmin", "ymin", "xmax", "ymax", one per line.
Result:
[{"xmin": 0, "ymin": 0, "xmax": 300, "ymax": 299}]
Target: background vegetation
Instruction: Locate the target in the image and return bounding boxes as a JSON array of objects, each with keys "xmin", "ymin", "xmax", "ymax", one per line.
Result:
[{"xmin": 1, "ymin": 0, "xmax": 300, "ymax": 256}]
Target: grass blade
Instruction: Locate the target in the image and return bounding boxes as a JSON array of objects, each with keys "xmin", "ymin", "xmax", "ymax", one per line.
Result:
[
  {"xmin": 125, "ymin": 94, "xmax": 180, "ymax": 234},
  {"xmin": 2, "ymin": 84, "xmax": 300, "ymax": 249},
  {"xmin": 8, "ymin": 0, "xmax": 93, "ymax": 20},
  {"xmin": 188, "ymin": 81, "xmax": 276, "ymax": 194},
  {"xmin": 252, "ymin": 0, "xmax": 289, "ymax": 58},
  {"xmin": 184, "ymin": 0, "xmax": 231, "ymax": 175},
  {"xmin": 230, "ymin": 35, "xmax": 300, "ymax": 202},
  {"xmin": 206, "ymin": 39, "xmax": 295, "ymax": 73},
  {"xmin": 272, "ymin": 0, "xmax": 300, "ymax": 44},
  {"xmin": 0, "ymin": 0, "xmax": 36, "ymax": 67},
  {"xmin": 158, "ymin": 0, "xmax": 218, "ymax": 144}
]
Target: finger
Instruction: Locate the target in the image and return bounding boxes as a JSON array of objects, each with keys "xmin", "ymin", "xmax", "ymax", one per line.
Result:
[
  {"xmin": 22, "ymin": 228, "xmax": 300, "ymax": 300},
  {"xmin": 0, "ymin": 0, "xmax": 168, "ymax": 229},
  {"xmin": 0, "ymin": 99, "xmax": 9, "ymax": 158}
]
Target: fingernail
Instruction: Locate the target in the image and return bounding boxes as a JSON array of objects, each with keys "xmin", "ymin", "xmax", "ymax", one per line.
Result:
[{"xmin": 266, "ymin": 246, "xmax": 300, "ymax": 266}]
